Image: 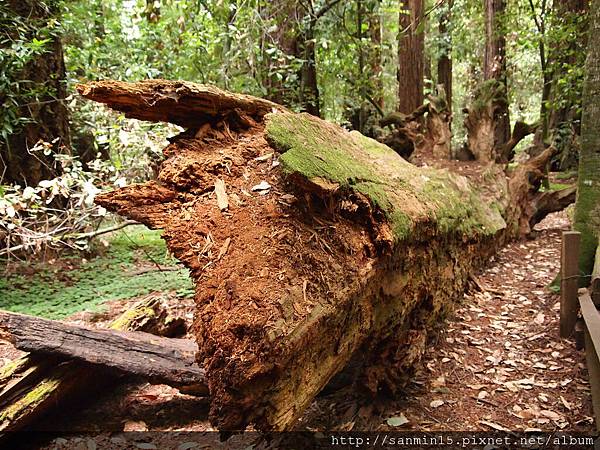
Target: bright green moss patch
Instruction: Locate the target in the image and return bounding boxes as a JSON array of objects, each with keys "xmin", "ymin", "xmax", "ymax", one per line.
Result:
[
  {"xmin": 266, "ymin": 112, "xmax": 505, "ymax": 241},
  {"xmin": 0, "ymin": 226, "xmax": 194, "ymax": 319}
]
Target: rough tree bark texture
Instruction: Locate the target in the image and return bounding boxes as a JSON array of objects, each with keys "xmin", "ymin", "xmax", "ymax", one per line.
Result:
[
  {"xmin": 0, "ymin": 311, "xmax": 206, "ymax": 393},
  {"xmin": 397, "ymin": 0, "xmax": 424, "ymax": 114},
  {"xmin": 462, "ymin": 0, "xmax": 513, "ymax": 164},
  {"xmin": 574, "ymin": 0, "xmax": 600, "ymax": 277},
  {"xmin": 0, "ymin": 297, "xmax": 182, "ymax": 432},
  {"xmin": 546, "ymin": 0, "xmax": 588, "ymax": 170},
  {"xmin": 437, "ymin": 0, "xmax": 453, "ymax": 116},
  {"xmin": 78, "ymin": 80, "xmax": 572, "ymax": 431},
  {"xmin": 0, "ymin": 0, "xmax": 71, "ymax": 186}
]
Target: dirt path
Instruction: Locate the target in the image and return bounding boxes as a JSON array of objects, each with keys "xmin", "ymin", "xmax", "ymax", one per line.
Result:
[{"xmin": 300, "ymin": 211, "xmax": 594, "ymax": 432}]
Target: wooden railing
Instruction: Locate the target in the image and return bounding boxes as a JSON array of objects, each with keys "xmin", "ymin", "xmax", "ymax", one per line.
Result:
[{"xmin": 560, "ymin": 231, "xmax": 600, "ymax": 431}]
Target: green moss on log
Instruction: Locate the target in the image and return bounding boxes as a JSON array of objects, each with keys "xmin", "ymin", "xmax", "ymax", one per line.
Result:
[{"xmin": 265, "ymin": 112, "xmax": 505, "ymax": 241}]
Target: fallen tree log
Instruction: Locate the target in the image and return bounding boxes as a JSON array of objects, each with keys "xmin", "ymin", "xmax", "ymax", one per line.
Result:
[
  {"xmin": 0, "ymin": 296, "xmax": 198, "ymax": 432},
  {"xmin": 78, "ymin": 79, "xmax": 567, "ymax": 431},
  {"xmin": 0, "ymin": 311, "xmax": 205, "ymax": 392}
]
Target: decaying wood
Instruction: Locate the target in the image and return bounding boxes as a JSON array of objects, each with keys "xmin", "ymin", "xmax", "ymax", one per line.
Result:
[
  {"xmin": 214, "ymin": 178, "xmax": 229, "ymax": 211},
  {"xmin": 529, "ymin": 184, "xmax": 576, "ymax": 231},
  {"xmin": 498, "ymin": 120, "xmax": 538, "ymax": 163},
  {"xmin": 379, "ymin": 87, "xmax": 451, "ymax": 159},
  {"xmin": 463, "ymin": 79, "xmax": 508, "ymax": 163},
  {"xmin": 78, "ymin": 79, "xmax": 569, "ymax": 432},
  {"xmin": 0, "ymin": 297, "xmax": 197, "ymax": 432},
  {"xmin": 0, "ymin": 311, "xmax": 205, "ymax": 393},
  {"xmin": 76, "ymin": 80, "xmax": 284, "ymax": 129}
]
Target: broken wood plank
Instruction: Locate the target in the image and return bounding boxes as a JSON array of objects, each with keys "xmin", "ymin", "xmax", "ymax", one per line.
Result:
[
  {"xmin": 0, "ymin": 297, "xmax": 205, "ymax": 433},
  {"xmin": 0, "ymin": 310, "xmax": 204, "ymax": 391},
  {"xmin": 214, "ymin": 178, "xmax": 229, "ymax": 211},
  {"xmin": 561, "ymin": 231, "xmax": 581, "ymax": 338}
]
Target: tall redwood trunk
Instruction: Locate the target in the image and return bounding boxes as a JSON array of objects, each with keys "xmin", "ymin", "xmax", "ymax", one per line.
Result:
[
  {"xmin": 483, "ymin": 0, "xmax": 510, "ymax": 149},
  {"xmin": 546, "ymin": 0, "xmax": 588, "ymax": 170},
  {"xmin": 397, "ymin": 0, "xmax": 424, "ymax": 114},
  {"xmin": 437, "ymin": 0, "xmax": 453, "ymax": 115},
  {"xmin": 0, "ymin": 0, "xmax": 71, "ymax": 186},
  {"xmin": 369, "ymin": 4, "xmax": 384, "ymax": 111},
  {"xmin": 574, "ymin": 0, "xmax": 600, "ymax": 277}
]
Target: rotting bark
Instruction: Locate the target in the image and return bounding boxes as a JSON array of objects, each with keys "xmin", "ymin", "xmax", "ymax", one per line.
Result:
[
  {"xmin": 0, "ymin": 296, "xmax": 188, "ymax": 432},
  {"xmin": 380, "ymin": 87, "xmax": 451, "ymax": 160},
  {"xmin": 0, "ymin": 311, "xmax": 206, "ymax": 394},
  {"xmin": 79, "ymin": 79, "xmax": 570, "ymax": 431}
]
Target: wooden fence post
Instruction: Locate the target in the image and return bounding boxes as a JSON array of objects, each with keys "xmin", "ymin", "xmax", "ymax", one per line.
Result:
[{"xmin": 561, "ymin": 231, "xmax": 580, "ymax": 338}]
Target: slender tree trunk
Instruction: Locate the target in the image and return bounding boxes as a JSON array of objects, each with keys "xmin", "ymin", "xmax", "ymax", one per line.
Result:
[
  {"xmin": 397, "ymin": 0, "xmax": 424, "ymax": 114},
  {"xmin": 369, "ymin": 3, "xmax": 384, "ymax": 110},
  {"xmin": 483, "ymin": 0, "xmax": 510, "ymax": 149},
  {"xmin": 0, "ymin": 0, "xmax": 71, "ymax": 186},
  {"xmin": 259, "ymin": 1, "xmax": 298, "ymax": 106},
  {"xmin": 574, "ymin": 0, "xmax": 600, "ymax": 277},
  {"xmin": 437, "ymin": 0, "xmax": 453, "ymax": 116},
  {"xmin": 298, "ymin": 26, "xmax": 320, "ymax": 117}
]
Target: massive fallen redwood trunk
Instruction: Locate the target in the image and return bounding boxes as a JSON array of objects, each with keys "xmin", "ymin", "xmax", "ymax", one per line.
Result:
[{"xmin": 78, "ymin": 80, "xmax": 573, "ymax": 431}]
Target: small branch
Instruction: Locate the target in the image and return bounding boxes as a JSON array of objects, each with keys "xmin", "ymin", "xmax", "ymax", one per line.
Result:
[{"xmin": 67, "ymin": 220, "xmax": 139, "ymax": 239}]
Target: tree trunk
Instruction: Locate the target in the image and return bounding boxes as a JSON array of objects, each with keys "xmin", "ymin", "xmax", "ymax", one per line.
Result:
[
  {"xmin": 397, "ymin": 0, "xmax": 424, "ymax": 114},
  {"xmin": 369, "ymin": 2, "xmax": 384, "ymax": 111},
  {"xmin": 298, "ymin": 27, "xmax": 320, "ymax": 116},
  {"xmin": 483, "ymin": 0, "xmax": 510, "ymax": 151},
  {"xmin": 437, "ymin": 0, "xmax": 453, "ymax": 116},
  {"xmin": 0, "ymin": 0, "xmax": 71, "ymax": 186},
  {"xmin": 546, "ymin": 0, "xmax": 588, "ymax": 171},
  {"xmin": 78, "ymin": 79, "xmax": 570, "ymax": 431},
  {"xmin": 259, "ymin": 1, "xmax": 299, "ymax": 107},
  {"xmin": 574, "ymin": 0, "xmax": 600, "ymax": 277}
]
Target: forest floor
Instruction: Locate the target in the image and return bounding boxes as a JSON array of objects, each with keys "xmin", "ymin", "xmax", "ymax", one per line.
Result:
[{"xmin": 0, "ymin": 210, "xmax": 595, "ymax": 439}]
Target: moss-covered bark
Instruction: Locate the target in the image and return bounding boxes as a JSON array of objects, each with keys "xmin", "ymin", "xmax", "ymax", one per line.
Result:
[{"xmin": 574, "ymin": 0, "xmax": 600, "ymax": 277}]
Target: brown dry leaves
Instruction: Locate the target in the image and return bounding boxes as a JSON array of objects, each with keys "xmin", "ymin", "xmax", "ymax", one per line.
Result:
[{"xmin": 373, "ymin": 212, "xmax": 594, "ymax": 432}]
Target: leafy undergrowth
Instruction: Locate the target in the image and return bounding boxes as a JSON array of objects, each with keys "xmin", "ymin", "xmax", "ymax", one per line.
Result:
[{"xmin": 0, "ymin": 226, "xmax": 194, "ymax": 319}]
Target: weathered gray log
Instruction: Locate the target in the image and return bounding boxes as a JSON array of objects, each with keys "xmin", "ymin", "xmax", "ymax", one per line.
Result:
[
  {"xmin": 0, "ymin": 297, "xmax": 198, "ymax": 432},
  {"xmin": 529, "ymin": 185, "xmax": 577, "ymax": 231},
  {"xmin": 0, "ymin": 310, "xmax": 205, "ymax": 393}
]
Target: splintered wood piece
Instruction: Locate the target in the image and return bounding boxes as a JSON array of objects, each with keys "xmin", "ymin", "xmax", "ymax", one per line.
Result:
[
  {"xmin": 0, "ymin": 311, "xmax": 204, "ymax": 389},
  {"xmin": 217, "ymin": 237, "xmax": 231, "ymax": 260},
  {"xmin": 214, "ymin": 179, "xmax": 229, "ymax": 211}
]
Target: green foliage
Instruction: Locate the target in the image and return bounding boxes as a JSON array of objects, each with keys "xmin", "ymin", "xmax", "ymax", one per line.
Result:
[
  {"xmin": 0, "ymin": 2, "xmax": 62, "ymax": 142},
  {"xmin": 0, "ymin": 226, "xmax": 194, "ymax": 319}
]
